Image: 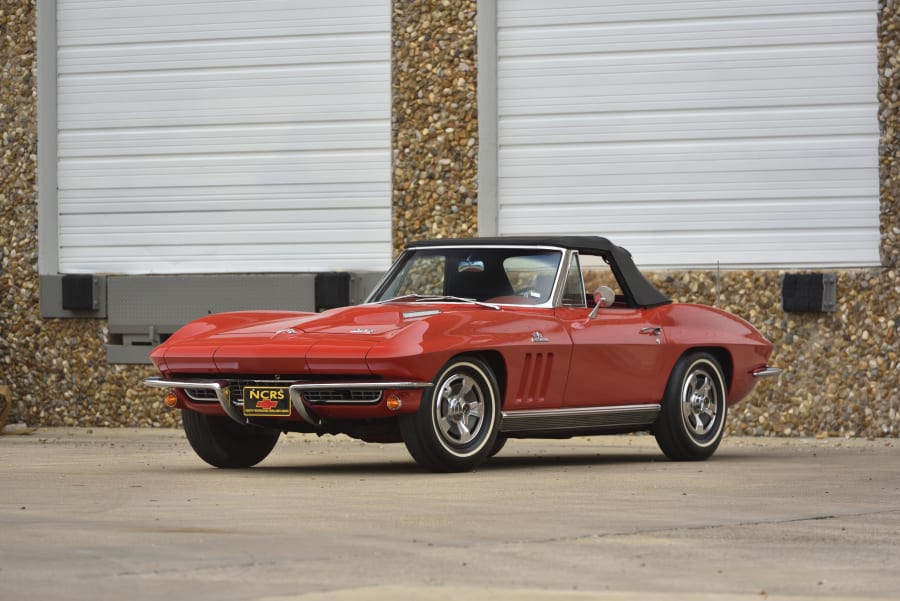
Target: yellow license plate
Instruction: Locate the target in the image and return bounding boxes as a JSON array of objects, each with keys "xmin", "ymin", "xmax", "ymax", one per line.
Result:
[{"xmin": 242, "ymin": 387, "xmax": 291, "ymax": 417}]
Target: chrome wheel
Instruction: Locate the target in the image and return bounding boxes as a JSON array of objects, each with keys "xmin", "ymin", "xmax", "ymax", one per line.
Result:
[
  {"xmin": 681, "ymin": 367, "xmax": 720, "ymax": 439},
  {"xmin": 434, "ymin": 372, "xmax": 486, "ymax": 449}
]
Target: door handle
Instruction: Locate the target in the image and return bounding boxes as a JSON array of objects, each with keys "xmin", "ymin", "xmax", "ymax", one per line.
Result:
[{"xmin": 639, "ymin": 326, "xmax": 662, "ymax": 336}]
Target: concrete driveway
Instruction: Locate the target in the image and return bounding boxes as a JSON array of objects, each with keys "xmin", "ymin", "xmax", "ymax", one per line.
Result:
[{"xmin": 0, "ymin": 429, "xmax": 897, "ymax": 601}]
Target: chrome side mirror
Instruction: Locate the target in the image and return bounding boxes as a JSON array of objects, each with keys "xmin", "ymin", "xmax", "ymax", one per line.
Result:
[{"xmin": 588, "ymin": 286, "xmax": 616, "ymax": 319}]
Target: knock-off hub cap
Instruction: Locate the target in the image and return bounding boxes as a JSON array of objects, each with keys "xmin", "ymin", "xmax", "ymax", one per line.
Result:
[{"xmin": 447, "ymin": 397, "xmax": 471, "ymax": 422}]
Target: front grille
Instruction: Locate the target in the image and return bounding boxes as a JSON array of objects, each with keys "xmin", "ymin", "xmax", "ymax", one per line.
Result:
[
  {"xmin": 183, "ymin": 388, "xmax": 218, "ymax": 402},
  {"xmin": 229, "ymin": 383, "xmax": 244, "ymax": 406},
  {"xmin": 303, "ymin": 389, "xmax": 382, "ymax": 404},
  {"xmin": 174, "ymin": 376, "xmax": 386, "ymax": 407}
]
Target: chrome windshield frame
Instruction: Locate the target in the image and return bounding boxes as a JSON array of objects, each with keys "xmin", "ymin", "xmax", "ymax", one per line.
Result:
[{"xmin": 366, "ymin": 244, "xmax": 568, "ymax": 309}]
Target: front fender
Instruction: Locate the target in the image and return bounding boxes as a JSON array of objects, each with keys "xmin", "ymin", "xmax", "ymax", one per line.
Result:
[{"xmin": 365, "ymin": 309, "xmax": 574, "ymax": 410}]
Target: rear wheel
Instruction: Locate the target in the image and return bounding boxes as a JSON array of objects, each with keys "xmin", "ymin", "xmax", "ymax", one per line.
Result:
[
  {"xmin": 653, "ymin": 353, "xmax": 728, "ymax": 461},
  {"xmin": 182, "ymin": 409, "xmax": 280, "ymax": 468},
  {"xmin": 400, "ymin": 356, "xmax": 501, "ymax": 472}
]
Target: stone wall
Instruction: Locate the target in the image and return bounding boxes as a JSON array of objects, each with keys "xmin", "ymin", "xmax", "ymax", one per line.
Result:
[
  {"xmin": 392, "ymin": 0, "xmax": 479, "ymax": 252},
  {"xmin": 1, "ymin": 0, "xmax": 898, "ymax": 437}
]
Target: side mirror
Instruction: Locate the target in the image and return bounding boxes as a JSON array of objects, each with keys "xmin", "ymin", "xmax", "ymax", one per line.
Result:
[{"xmin": 589, "ymin": 286, "xmax": 616, "ymax": 319}]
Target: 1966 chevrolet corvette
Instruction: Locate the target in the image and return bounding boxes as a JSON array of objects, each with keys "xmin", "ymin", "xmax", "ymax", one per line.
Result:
[{"xmin": 144, "ymin": 236, "xmax": 779, "ymax": 472}]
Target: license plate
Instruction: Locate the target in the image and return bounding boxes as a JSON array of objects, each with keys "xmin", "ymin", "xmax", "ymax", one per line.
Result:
[{"xmin": 242, "ymin": 386, "xmax": 292, "ymax": 417}]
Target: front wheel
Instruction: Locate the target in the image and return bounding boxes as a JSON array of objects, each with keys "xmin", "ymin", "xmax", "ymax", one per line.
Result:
[
  {"xmin": 653, "ymin": 353, "xmax": 728, "ymax": 461},
  {"xmin": 182, "ymin": 409, "xmax": 280, "ymax": 468},
  {"xmin": 400, "ymin": 356, "xmax": 501, "ymax": 472}
]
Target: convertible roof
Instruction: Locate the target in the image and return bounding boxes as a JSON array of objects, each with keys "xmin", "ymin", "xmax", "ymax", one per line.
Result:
[{"xmin": 408, "ymin": 236, "xmax": 671, "ymax": 308}]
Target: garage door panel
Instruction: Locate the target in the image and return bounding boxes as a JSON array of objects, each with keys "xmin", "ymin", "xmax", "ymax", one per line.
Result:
[
  {"xmin": 499, "ymin": 178, "xmax": 879, "ymax": 204},
  {"xmin": 60, "ymin": 212, "xmax": 389, "ymax": 246},
  {"xmin": 59, "ymin": 183, "xmax": 388, "ymax": 213},
  {"xmin": 500, "ymin": 106, "xmax": 877, "ymax": 145},
  {"xmin": 500, "ymin": 197, "xmax": 877, "ymax": 231},
  {"xmin": 58, "ymin": 64, "xmax": 388, "ymax": 129},
  {"xmin": 499, "ymin": 50, "xmax": 875, "ymax": 83},
  {"xmin": 59, "ymin": 122, "xmax": 388, "ymax": 157},
  {"xmin": 499, "ymin": 138, "xmax": 876, "ymax": 179},
  {"xmin": 58, "ymin": 151, "xmax": 388, "ymax": 190},
  {"xmin": 498, "ymin": 0, "xmax": 874, "ymax": 27},
  {"xmin": 500, "ymin": 168, "xmax": 875, "ymax": 194},
  {"xmin": 500, "ymin": 48, "xmax": 875, "ymax": 112},
  {"xmin": 61, "ymin": 241, "xmax": 392, "ymax": 275},
  {"xmin": 59, "ymin": 34, "xmax": 387, "ymax": 74},
  {"xmin": 499, "ymin": 13, "xmax": 873, "ymax": 56},
  {"xmin": 59, "ymin": 63, "xmax": 388, "ymax": 93},
  {"xmin": 59, "ymin": 0, "xmax": 387, "ymax": 45},
  {"xmin": 603, "ymin": 234, "xmax": 878, "ymax": 268}
]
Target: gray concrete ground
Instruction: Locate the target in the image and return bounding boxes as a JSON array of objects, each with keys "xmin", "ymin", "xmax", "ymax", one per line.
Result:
[{"xmin": 0, "ymin": 428, "xmax": 897, "ymax": 601}]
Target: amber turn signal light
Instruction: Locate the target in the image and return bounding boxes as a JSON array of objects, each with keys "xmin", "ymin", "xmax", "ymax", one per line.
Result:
[
  {"xmin": 164, "ymin": 391, "xmax": 179, "ymax": 408},
  {"xmin": 386, "ymin": 394, "xmax": 402, "ymax": 411}
]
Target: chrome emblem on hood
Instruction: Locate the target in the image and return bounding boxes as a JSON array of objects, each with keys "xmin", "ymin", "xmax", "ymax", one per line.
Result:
[
  {"xmin": 350, "ymin": 328, "xmax": 376, "ymax": 334},
  {"xmin": 532, "ymin": 331, "xmax": 550, "ymax": 343},
  {"xmin": 276, "ymin": 328, "xmax": 298, "ymax": 335}
]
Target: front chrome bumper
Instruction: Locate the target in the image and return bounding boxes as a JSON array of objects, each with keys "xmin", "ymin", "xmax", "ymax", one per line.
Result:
[{"xmin": 143, "ymin": 377, "xmax": 431, "ymax": 428}]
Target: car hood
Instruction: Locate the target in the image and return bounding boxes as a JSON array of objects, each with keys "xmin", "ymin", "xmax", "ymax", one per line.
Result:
[
  {"xmin": 211, "ymin": 304, "xmax": 424, "ymax": 339},
  {"xmin": 153, "ymin": 303, "xmax": 482, "ymax": 374}
]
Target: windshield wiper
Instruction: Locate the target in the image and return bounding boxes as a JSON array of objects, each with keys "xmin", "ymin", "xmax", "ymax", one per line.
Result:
[{"xmin": 378, "ymin": 294, "xmax": 500, "ymax": 310}]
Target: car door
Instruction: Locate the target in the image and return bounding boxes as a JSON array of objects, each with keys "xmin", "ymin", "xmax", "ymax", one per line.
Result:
[
  {"xmin": 557, "ymin": 306, "xmax": 669, "ymax": 407},
  {"xmin": 555, "ymin": 252, "xmax": 671, "ymax": 407}
]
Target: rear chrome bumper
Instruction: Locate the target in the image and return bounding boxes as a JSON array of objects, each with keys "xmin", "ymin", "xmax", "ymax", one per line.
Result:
[
  {"xmin": 751, "ymin": 367, "xmax": 782, "ymax": 378},
  {"xmin": 143, "ymin": 377, "xmax": 431, "ymax": 428}
]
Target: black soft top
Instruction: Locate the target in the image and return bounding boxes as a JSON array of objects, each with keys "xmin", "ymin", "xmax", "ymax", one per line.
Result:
[{"xmin": 409, "ymin": 236, "xmax": 671, "ymax": 308}]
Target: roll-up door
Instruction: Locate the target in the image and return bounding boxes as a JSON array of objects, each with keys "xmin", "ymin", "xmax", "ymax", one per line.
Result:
[
  {"xmin": 56, "ymin": 0, "xmax": 391, "ymax": 274},
  {"xmin": 495, "ymin": 0, "xmax": 880, "ymax": 268}
]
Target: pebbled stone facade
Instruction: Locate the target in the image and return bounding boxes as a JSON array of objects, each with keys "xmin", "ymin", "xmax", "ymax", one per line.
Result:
[
  {"xmin": 1, "ymin": 0, "xmax": 898, "ymax": 437},
  {"xmin": 392, "ymin": 0, "xmax": 479, "ymax": 252}
]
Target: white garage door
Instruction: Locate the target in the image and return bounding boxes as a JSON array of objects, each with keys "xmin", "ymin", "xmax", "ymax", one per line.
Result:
[
  {"xmin": 56, "ymin": 0, "xmax": 391, "ymax": 274},
  {"xmin": 494, "ymin": 0, "xmax": 880, "ymax": 268}
]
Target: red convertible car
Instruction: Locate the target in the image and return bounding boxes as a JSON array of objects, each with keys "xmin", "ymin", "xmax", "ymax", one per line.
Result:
[{"xmin": 144, "ymin": 236, "xmax": 779, "ymax": 472}]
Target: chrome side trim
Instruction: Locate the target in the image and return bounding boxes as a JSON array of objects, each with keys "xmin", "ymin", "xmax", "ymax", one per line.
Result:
[
  {"xmin": 752, "ymin": 367, "xmax": 782, "ymax": 378},
  {"xmin": 500, "ymin": 403, "xmax": 661, "ymax": 433},
  {"xmin": 143, "ymin": 377, "xmax": 246, "ymax": 425},
  {"xmin": 288, "ymin": 381, "xmax": 433, "ymax": 391}
]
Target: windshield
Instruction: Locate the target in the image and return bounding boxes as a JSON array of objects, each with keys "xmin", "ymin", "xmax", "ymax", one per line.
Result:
[{"xmin": 369, "ymin": 247, "xmax": 564, "ymax": 306}]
